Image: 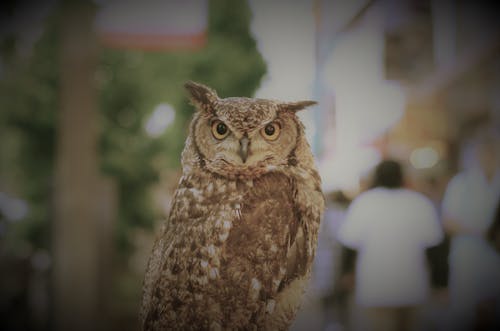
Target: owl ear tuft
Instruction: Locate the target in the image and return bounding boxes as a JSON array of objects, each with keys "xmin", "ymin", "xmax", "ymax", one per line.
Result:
[
  {"xmin": 278, "ymin": 100, "xmax": 317, "ymax": 113},
  {"xmin": 185, "ymin": 81, "xmax": 219, "ymax": 113}
]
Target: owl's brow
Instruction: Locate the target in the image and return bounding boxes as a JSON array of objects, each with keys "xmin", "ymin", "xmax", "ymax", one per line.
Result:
[
  {"xmin": 240, "ymin": 117, "xmax": 283, "ymax": 136},
  {"xmin": 263, "ymin": 117, "xmax": 283, "ymax": 126},
  {"xmin": 209, "ymin": 117, "xmax": 225, "ymax": 125}
]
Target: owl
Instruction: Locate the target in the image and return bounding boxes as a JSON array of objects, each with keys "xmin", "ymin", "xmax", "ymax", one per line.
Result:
[{"xmin": 140, "ymin": 81, "xmax": 324, "ymax": 331}]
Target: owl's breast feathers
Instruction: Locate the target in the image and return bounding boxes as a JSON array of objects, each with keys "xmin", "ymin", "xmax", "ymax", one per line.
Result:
[{"xmin": 141, "ymin": 169, "xmax": 324, "ymax": 331}]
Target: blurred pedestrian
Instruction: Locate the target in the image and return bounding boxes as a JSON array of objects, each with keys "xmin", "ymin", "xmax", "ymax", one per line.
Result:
[
  {"xmin": 337, "ymin": 160, "xmax": 443, "ymax": 331},
  {"xmin": 473, "ymin": 197, "xmax": 500, "ymax": 331},
  {"xmin": 442, "ymin": 129, "xmax": 500, "ymax": 331},
  {"xmin": 487, "ymin": 198, "xmax": 500, "ymax": 253}
]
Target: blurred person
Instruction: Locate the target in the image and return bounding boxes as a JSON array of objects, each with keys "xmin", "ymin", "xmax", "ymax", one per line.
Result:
[
  {"xmin": 337, "ymin": 160, "xmax": 443, "ymax": 331},
  {"xmin": 442, "ymin": 129, "xmax": 500, "ymax": 331},
  {"xmin": 487, "ymin": 198, "xmax": 500, "ymax": 253},
  {"xmin": 474, "ymin": 197, "xmax": 500, "ymax": 331},
  {"xmin": 421, "ymin": 176, "xmax": 450, "ymax": 291}
]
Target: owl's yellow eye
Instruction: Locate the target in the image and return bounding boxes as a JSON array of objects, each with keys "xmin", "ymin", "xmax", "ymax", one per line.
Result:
[
  {"xmin": 211, "ymin": 120, "xmax": 230, "ymax": 140},
  {"xmin": 261, "ymin": 122, "xmax": 281, "ymax": 141}
]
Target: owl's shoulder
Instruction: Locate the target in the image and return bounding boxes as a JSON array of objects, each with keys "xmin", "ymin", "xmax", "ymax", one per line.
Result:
[{"xmin": 167, "ymin": 173, "xmax": 232, "ymax": 220}]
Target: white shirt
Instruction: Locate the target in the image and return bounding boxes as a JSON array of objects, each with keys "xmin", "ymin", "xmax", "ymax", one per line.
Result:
[{"xmin": 337, "ymin": 188, "xmax": 443, "ymax": 307}]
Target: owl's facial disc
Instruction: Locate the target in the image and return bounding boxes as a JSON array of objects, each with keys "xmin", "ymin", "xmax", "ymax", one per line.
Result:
[
  {"xmin": 208, "ymin": 119, "xmax": 287, "ymax": 166},
  {"xmin": 198, "ymin": 115, "xmax": 296, "ymax": 173}
]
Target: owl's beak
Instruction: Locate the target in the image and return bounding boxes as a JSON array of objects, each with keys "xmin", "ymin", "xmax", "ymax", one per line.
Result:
[{"xmin": 238, "ymin": 137, "xmax": 249, "ymax": 163}]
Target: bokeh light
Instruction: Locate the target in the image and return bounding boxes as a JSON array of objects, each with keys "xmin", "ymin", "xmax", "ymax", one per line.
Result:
[{"xmin": 144, "ymin": 103, "xmax": 176, "ymax": 138}]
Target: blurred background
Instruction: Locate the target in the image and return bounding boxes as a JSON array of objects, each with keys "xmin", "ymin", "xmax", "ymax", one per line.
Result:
[{"xmin": 0, "ymin": 0, "xmax": 499, "ymax": 330}]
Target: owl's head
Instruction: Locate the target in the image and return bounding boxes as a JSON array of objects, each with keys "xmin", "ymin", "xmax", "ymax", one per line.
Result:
[{"xmin": 183, "ymin": 81, "xmax": 317, "ymax": 179}]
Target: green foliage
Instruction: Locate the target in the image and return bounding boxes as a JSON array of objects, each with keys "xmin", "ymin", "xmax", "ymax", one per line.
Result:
[
  {"xmin": 1, "ymin": 0, "xmax": 266, "ymax": 254},
  {"xmin": 0, "ymin": 13, "xmax": 59, "ymax": 252}
]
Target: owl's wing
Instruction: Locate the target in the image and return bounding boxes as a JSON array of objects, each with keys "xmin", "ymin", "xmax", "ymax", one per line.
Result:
[
  {"xmin": 260, "ymin": 174, "xmax": 323, "ymax": 330},
  {"xmin": 140, "ymin": 178, "xmax": 230, "ymax": 330},
  {"xmin": 283, "ymin": 218, "xmax": 308, "ymax": 285},
  {"xmin": 140, "ymin": 187, "xmax": 187, "ymax": 328},
  {"xmin": 139, "ymin": 220, "xmax": 172, "ymax": 326},
  {"xmin": 270, "ymin": 173, "xmax": 322, "ymax": 288},
  {"xmin": 225, "ymin": 173, "xmax": 322, "ymax": 330}
]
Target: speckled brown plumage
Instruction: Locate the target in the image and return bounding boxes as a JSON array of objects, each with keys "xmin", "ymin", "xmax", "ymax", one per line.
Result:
[{"xmin": 140, "ymin": 81, "xmax": 324, "ymax": 331}]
